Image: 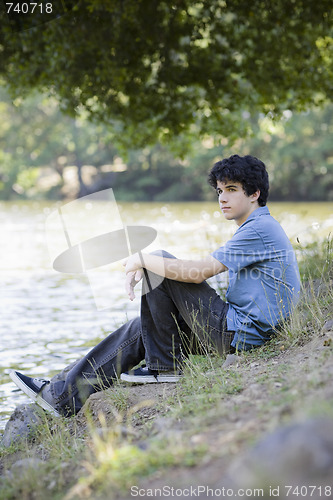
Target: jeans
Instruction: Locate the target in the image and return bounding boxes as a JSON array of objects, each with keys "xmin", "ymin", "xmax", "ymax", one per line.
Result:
[{"xmin": 49, "ymin": 251, "xmax": 234, "ymax": 416}]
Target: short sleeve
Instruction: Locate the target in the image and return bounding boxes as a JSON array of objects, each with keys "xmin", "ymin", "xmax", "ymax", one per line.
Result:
[{"xmin": 211, "ymin": 226, "xmax": 268, "ymax": 272}]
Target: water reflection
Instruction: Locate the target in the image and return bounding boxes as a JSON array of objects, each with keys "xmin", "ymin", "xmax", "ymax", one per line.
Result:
[{"xmin": 1, "ymin": 200, "xmax": 333, "ymax": 431}]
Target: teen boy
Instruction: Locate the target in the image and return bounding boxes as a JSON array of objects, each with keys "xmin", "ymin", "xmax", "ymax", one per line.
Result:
[{"xmin": 10, "ymin": 155, "xmax": 300, "ymax": 417}]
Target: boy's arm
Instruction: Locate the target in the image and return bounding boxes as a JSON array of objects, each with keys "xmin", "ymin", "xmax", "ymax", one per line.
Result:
[{"xmin": 124, "ymin": 252, "xmax": 227, "ymax": 289}]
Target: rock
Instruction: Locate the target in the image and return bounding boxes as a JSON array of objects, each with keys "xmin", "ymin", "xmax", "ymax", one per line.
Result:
[
  {"xmin": 3, "ymin": 457, "xmax": 44, "ymax": 480},
  {"xmin": 1, "ymin": 404, "xmax": 44, "ymax": 448},
  {"xmin": 222, "ymin": 354, "xmax": 239, "ymax": 369},
  {"xmin": 322, "ymin": 319, "xmax": 333, "ymax": 333},
  {"xmin": 223, "ymin": 417, "xmax": 333, "ymax": 489},
  {"xmin": 11, "ymin": 457, "xmax": 44, "ymax": 472}
]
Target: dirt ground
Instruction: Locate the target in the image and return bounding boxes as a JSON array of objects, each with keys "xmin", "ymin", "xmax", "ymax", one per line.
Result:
[{"xmin": 72, "ymin": 326, "xmax": 333, "ymax": 497}]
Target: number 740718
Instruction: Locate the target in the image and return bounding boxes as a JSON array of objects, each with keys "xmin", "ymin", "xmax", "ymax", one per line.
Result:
[{"xmin": 6, "ymin": 3, "xmax": 53, "ymax": 14}]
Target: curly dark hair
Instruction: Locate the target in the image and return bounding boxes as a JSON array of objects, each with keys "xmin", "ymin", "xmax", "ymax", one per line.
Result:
[{"xmin": 208, "ymin": 154, "xmax": 269, "ymax": 207}]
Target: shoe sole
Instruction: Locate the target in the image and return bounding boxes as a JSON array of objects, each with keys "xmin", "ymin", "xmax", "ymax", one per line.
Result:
[
  {"xmin": 120, "ymin": 373, "xmax": 180, "ymax": 384},
  {"xmin": 9, "ymin": 371, "xmax": 61, "ymax": 417}
]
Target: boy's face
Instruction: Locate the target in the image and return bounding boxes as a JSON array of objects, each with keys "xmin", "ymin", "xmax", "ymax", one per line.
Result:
[{"xmin": 216, "ymin": 180, "xmax": 260, "ymax": 226}]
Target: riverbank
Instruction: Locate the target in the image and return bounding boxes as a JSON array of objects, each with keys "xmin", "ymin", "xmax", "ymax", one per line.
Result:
[{"xmin": 0, "ymin": 243, "xmax": 332, "ymax": 499}]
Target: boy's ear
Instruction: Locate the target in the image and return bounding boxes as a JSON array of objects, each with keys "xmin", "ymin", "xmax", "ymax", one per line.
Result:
[{"xmin": 251, "ymin": 190, "xmax": 260, "ymax": 202}]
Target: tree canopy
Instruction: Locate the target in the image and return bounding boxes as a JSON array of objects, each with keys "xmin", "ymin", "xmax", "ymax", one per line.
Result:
[
  {"xmin": 1, "ymin": 82, "xmax": 333, "ymax": 201},
  {"xmin": 1, "ymin": 0, "xmax": 332, "ymax": 150}
]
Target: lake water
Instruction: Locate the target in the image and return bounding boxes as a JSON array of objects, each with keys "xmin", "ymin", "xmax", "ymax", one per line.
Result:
[{"xmin": 1, "ymin": 199, "xmax": 333, "ymax": 432}]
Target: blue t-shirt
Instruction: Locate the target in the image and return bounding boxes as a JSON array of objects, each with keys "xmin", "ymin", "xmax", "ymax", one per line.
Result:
[{"xmin": 211, "ymin": 206, "xmax": 300, "ymax": 350}]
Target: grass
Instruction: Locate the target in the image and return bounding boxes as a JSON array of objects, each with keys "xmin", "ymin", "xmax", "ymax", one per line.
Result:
[
  {"xmin": 101, "ymin": 376, "xmax": 131, "ymax": 415},
  {"xmin": 64, "ymin": 431, "xmax": 206, "ymax": 500},
  {"xmin": 0, "ymin": 237, "xmax": 332, "ymax": 500},
  {"xmin": 171, "ymin": 354, "xmax": 243, "ymax": 420},
  {"xmin": 296, "ymin": 236, "xmax": 333, "ymax": 280},
  {"xmin": 0, "ymin": 414, "xmax": 86, "ymax": 500}
]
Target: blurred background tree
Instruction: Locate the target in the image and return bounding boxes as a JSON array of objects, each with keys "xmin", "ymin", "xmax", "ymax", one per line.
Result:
[
  {"xmin": 1, "ymin": 83, "xmax": 332, "ymax": 201},
  {"xmin": 0, "ymin": 0, "xmax": 332, "ymax": 200},
  {"xmin": 0, "ymin": 87, "xmax": 119, "ymax": 199}
]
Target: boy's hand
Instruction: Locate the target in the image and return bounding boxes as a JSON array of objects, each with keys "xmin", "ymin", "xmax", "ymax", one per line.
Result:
[
  {"xmin": 123, "ymin": 253, "xmax": 143, "ymax": 300},
  {"xmin": 124, "ymin": 269, "xmax": 143, "ymax": 301},
  {"xmin": 123, "ymin": 253, "xmax": 142, "ymax": 274}
]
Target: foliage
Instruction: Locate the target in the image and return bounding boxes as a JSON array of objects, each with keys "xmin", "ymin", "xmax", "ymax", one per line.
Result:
[
  {"xmin": 0, "ymin": 0, "xmax": 332, "ymax": 152},
  {"xmin": 1, "ymin": 85, "xmax": 333, "ymax": 201},
  {"xmin": 296, "ymin": 236, "xmax": 333, "ymax": 280},
  {"xmin": 232, "ymin": 107, "xmax": 333, "ymax": 201},
  {"xmin": 172, "ymin": 354, "xmax": 243, "ymax": 420},
  {"xmin": 0, "ymin": 87, "xmax": 118, "ymax": 198}
]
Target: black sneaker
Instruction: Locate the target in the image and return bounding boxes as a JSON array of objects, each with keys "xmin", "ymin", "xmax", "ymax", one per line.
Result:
[
  {"xmin": 10, "ymin": 371, "xmax": 60, "ymax": 417},
  {"xmin": 120, "ymin": 366, "xmax": 181, "ymax": 384}
]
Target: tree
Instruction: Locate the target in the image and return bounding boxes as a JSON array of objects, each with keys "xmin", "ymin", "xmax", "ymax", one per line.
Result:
[
  {"xmin": 215, "ymin": 105, "xmax": 333, "ymax": 201},
  {"xmin": 264, "ymin": 107, "xmax": 333, "ymax": 201},
  {"xmin": 0, "ymin": 87, "xmax": 118, "ymax": 198},
  {"xmin": 0, "ymin": 0, "xmax": 332, "ymax": 152}
]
